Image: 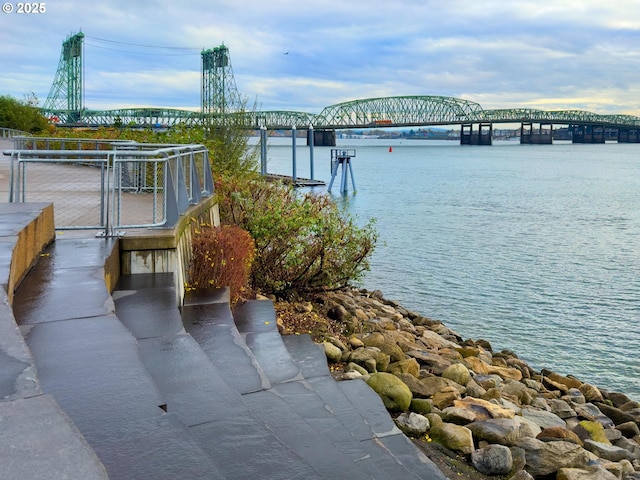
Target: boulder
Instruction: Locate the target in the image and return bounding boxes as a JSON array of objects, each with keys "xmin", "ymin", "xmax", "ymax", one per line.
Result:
[
  {"xmin": 410, "ymin": 398, "xmax": 432, "ymax": 415},
  {"xmin": 406, "ymin": 350, "xmax": 453, "ymax": 375},
  {"xmin": 387, "ymin": 358, "xmax": 420, "ymax": 377},
  {"xmin": 522, "ymin": 407, "xmax": 567, "ymax": 430},
  {"xmin": 441, "ymin": 363, "xmax": 471, "ymax": 386},
  {"xmin": 578, "ymin": 383, "xmax": 604, "ymax": 403},
  {"xmin": 508, "ymin": 470, "xmax": 535, "ymax": 480},
  {"xmin": 327, "ymin": 304, "xmax": 348, "ymax": 321},
  {"xmin": 432, "ymin": 386, "xmax": 462, "ymax": 410},
  {"xmin": 361, "ymin": 332, "xmax": 406, "ymax": 363},
  {"xmin": 429, "ymin": 422, "xmax": 475, "ymax": 455},
  {"xmin": 595, "ymin": 402, "xmax": 636, "ymax": 426},
  {"xmin": 420, "ymin": 329, "xmax": 460, "ymax": 350},
  {"xmin": 616, "ymin": 420, "xmax": 640, "ymax": 439},
  {"xmin": 465, "ymin": 356, "xmax": 523, "ymax": 381},
  {"xmin": 583, "ymin": 439, "xmax": 636, "ymax": 462},
  {"xmin": 417, "ymin": 375, "xmax": 466, "ymax": 396},
  {"xmin": 394, "ymin": 372, "xmax": 434, "ymax": 398},
  {"xmin": 467, "ymin": 417, "xmax": 521, "ymax": 446},
  {"xmin": 556, "ymin": 466, "xmax": 619, "ymax": 480},
  {"xmin": 441, "ymin": 406, "xmax": 477, "ymax": 425},
  {"xmin": 514, "ymin": 438, "xmax": 596, "ymax": 477},
  {"xmin": 513, "ymin": 415, "xmax": 542, "ymax": 439},
  {"xmin": 322, "ymin": 342, "xmax": 342, "ymax": 363},
  {"xmin": 471, "ymin": 444, "xmax": 513, "ymax": 476},
  {"xmin": 454, "ymin": 397, "xmax": 516, "ymax": 420},
  {"xmin": 536, "ymin": 427, "xmax": 582, "ymax": 445},
  {"xmin": 365, "ymin": 372, "xmax": 412, "ymax": 412},
  {"xmin": 394, "ymin": 412, "xmax": 429, "ymax": 437},
  {"xmin": 575, "ymin": 420, "xmax": 610, "ymax": 444},
  {"xmin": 349, "ymin": 347, "xmax": 390, "ymax": 373},
  {"xmin": 548, "ymin": 399, "xmax": 577, "ymax": 419}
]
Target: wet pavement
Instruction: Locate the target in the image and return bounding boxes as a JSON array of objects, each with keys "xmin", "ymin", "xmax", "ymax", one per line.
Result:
[{"xmin": 1, "ymin": 140, "xmax": 449, "ymax": 479}]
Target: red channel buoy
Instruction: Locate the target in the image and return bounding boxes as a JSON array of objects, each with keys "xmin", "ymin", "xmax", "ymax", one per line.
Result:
[{"xmin": 389, "ymin": 146, "xmax": 393, "ymax": 152}]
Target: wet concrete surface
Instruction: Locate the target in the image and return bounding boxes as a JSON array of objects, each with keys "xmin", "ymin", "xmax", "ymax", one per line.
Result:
[
  {"xmin": 281, "ymin": 333, "xmax": 331, "ymax": 379},
  {"xmin": 113, "ymin": 274, "xmax": 184, "ymax": 340},
  {"xmin": 22, "ymin": 313, "xmax": 166, "ymax": 435},
  {"xmin": 183, "ymin": 301, "xmax": 271, "ymax": 394},
  {"xmin": 7, "ymin": 228, "xmax": 450, "ymax": 479},
  {"xmin": 0, "ymin": 394, "xmax": 108, "ymax": 480},
  {"xmin": 234, "ymin": 300, "xmax": 302, "ymax": 385},
  {"xmin": 190, "ymin": 414, "xmax": 322, "ymax": 480},
  {"xmin": 138, "ymin": 333, "xmax": 247, "ymax": 427}
]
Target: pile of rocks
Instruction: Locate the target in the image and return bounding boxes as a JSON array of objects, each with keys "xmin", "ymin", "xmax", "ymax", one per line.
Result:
[{"xmin": 312, "ymin": 288, "xmax": 640, "ymax": 480}]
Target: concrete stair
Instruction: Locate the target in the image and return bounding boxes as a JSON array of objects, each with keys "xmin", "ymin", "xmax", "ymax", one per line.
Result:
[{"xmin": 11, "ymin": 237, "xmax": 448, "ymax": 479}]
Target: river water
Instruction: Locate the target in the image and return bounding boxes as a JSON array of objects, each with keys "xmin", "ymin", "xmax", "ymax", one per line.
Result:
[{"xmin": 260, "ymin": 137, "xmax": 640, "ymax": 400}]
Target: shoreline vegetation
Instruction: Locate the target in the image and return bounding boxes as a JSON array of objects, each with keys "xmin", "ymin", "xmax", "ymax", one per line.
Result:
[{"xmin": 270, "ymin": 287, "xmax": 640, "ymax": 480}]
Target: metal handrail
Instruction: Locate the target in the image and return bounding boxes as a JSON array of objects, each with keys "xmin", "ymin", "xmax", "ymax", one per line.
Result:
[
  {"xmin": 2, "ymin": 139, "xmax": 214, "ymax": 236},
  {"xmin": 0, "ymin": 128, "xmax": 29, "ymax": 138}
]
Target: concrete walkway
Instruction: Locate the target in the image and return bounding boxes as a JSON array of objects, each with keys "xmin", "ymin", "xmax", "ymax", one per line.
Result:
[{"xmin": 0, "ymin": 137, "xmax": 449, "ymax": 479}]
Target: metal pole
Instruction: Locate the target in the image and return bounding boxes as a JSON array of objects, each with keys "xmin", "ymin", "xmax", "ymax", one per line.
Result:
[
  {"xmin": 260, "ymin": 126, "xmax": 267, "ymax": 175},
  {"xmin": 341, "ymin": 158, "xmax": 348, "ymax": 194},
  {"xmin": 292, "ymin": 125, "xmax": 297, "ymax": 183},
  {"xmin": 309, "ymin": 124, "xmax": 315, "ymax": 180},
  {"xmin": 348, "ymin": 158, "xmax": 357, "ymax": 192}
]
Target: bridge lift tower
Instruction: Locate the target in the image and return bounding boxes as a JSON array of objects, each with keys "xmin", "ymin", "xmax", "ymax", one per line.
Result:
[
  {"xmin": 201, "ymin": 44, "xmax": 242, "ymax": 121},
  {"xmin": 43, "ymin": 32, "xmax": 84, "ymax": 123}
]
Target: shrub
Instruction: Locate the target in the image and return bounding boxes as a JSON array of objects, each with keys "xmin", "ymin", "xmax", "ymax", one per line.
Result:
[
  {"xmin": 215, "ymin": 176, "xmax": 377, "ymax": 296},
  {"xmin": 0, "ymin": 95, "xmax": 48, "ymax": 133},
  {"xmin": 188, "ymin": 224, "xmax": 256, "ymax": 303}
]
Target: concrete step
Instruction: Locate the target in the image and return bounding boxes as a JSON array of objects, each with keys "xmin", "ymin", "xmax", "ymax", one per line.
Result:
[
  {"xmin": 124, "ymin": 282, "xmax": 321, "ymax": 479},
  {"xmin": 14, "ymin": 241, "xmax": 230, "ymax": 480},
  {"xmin": 0, "ymin": 394, "xmax": 108, "ymax": 480},
  {"xmin": 137, "ymin": 332, "xmax": 247, "ymax": 427},
  {"xmin": 233, "ymin": 299, "xmax": 302, "ymax": 385},
  {"xmin": 12, "ymin": 238, "xmax": 118, "ymax": 325},
  {"xmin": 113, "ymin": 273, "xmax": 185, "ymax": 340},
  {"xmin": 282, "ymin": 334, "xmax": 448, "ymax": 479}
]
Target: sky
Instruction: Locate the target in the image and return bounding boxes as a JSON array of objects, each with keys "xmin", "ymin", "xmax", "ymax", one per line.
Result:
[{"xmin": 2, "ymin": 0, "xmax": 640, "ymax": 116}]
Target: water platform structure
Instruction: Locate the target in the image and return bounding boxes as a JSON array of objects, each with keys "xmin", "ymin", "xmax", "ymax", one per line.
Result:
[{"xmin": 328, "ymin": 149, "xmax": 357, "ymax": 194}]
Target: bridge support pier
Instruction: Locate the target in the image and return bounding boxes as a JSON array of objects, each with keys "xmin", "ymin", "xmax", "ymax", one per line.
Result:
[
  {"xmin": 617, "ymin": 128, "xmax": 640, "ymax": 143},
  {"xmin": 460, "ymin": 123, "xmax": 492, "ymax": 145},
  {"xmin": 520, "ymin": 122, "xmax": 553, "ymax": 144},
  {"xmin": 308, "ymin": 129, "xmax": 336, "ymax": 147},
  {"xmin": 571, "ymin": 124, "xmax": 606, "ymax": 143}
]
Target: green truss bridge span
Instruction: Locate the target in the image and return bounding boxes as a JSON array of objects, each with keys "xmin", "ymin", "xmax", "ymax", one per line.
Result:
[{"xmin": 41, "ymin": 32, "xmax": 640, "ymax": 145}]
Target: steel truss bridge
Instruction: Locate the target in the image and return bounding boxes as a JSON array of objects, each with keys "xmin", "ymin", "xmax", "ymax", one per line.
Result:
[
  {"xmin": 41, "ymin": 33, "xmax": 640, "ymax": 142},
  {"xmin": 44, "ymin": 97, "xmax": 640, "ymax": 130}
]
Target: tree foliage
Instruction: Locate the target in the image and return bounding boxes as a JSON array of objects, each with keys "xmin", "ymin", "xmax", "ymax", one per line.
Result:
[
  {"xmin": 215, "ymin": 176, "xmax": 378, "ymax": 296},
  {"xmin": 0, "ymin": 94, "xmax": 48, "ymax": 133}
]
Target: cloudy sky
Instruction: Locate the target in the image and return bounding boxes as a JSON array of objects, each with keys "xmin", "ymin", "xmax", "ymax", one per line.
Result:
[{"xmin": 2, "ymin": 0, "xmax": 640, "ymax": 115}]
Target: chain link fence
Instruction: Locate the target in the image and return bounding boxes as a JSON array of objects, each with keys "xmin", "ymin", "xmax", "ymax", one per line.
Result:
[{"xmin": 3, "ymin": 137, "xmax": 214, "ymax": 235}]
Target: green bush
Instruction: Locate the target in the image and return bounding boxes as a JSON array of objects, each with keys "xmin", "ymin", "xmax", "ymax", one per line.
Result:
[
  {"xmin": 215, "ymin": 176, "xmax": 377, "ymax": 296},
  {"xmin": 0, "ymin": 95, "xmax": 48, "ymax": 133}
]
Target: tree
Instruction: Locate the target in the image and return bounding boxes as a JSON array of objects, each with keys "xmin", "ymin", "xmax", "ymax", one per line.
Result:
[{"xmin": 0, "ymin": 94, "xmax": 48, "ymax": 133}]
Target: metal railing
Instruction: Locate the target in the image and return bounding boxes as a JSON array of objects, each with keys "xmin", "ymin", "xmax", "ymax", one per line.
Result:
[
  {"xmin": 0, "ymin": 128, "xmax": 29, "ymax": 138},
  {"xmin": 3, "ymin": 137, "xmax": 214, "ymax": 236}
]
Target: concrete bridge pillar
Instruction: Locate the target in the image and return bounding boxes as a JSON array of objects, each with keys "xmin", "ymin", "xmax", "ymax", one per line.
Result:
[
  {"xmin": 571, "ymin": 124, "xmax": 605, "ymax": 143},
  {"xmin": 617, "ymin": 128, "xmax": 640, "ymax": 143},
  {"xmin": 460, "ymin": 123, "xmax": 492, "ymax": 145},
  {"xmin": 520, "ymin": 122, "xmax": 553, "ymax": 144},
  {"xmin": 308, "ymin": 129, "xmax": 336, "ymax": 147}
]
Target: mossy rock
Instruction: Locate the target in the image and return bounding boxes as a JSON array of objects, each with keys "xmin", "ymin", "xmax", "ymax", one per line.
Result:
[{"xmin": 365, "ymin": 372, "xmax": 412, "ymax": 411}]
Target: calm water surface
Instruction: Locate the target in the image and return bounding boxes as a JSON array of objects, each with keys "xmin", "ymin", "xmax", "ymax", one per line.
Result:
[{"xmin": 261, "ymin": 137, "xmax": 640, "ymax": 399}]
